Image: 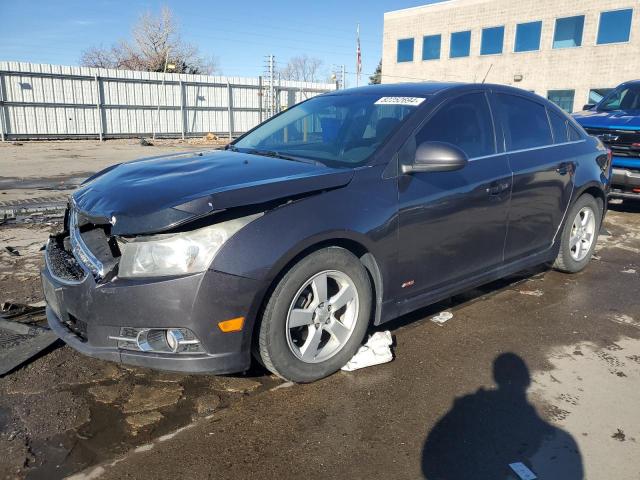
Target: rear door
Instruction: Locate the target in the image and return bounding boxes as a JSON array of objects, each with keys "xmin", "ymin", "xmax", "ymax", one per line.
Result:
[
  {"xmin": 396, "ymin": 91, "xmax": 512, "ymax": 300},
  {"xmin": 492, "ymin": 93, "xmax": 575, "ymax": 263}
]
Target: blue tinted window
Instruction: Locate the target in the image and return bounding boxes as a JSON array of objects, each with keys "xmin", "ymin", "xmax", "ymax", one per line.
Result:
[
  {"xmin": 422, "ymin": 34, "xmax": 441, "ymax": 60},
  {"xmin": 515, "ymin": 21, "xmax": 542, "ymax": 52},
  {"xmin": 481, "ymin": 26, "xmax": 504, "ymax": 55},
  {"xmin": 547, "ymin": 90, "xmax": 575, "ymax": 113},
  {"xmin": 597, "ymin": 9, "xmax": 633, "ymax": 44},
  {"xmin": 397, "ymin": 38, "xmax": 414, "ymax": 62},
  {"xmin": 553, "ymin": 16, "xmax": 584, "ymax": 48},
  {"xmin": 450, "ymin": 31, "xmax": 471, "ymax": 58}
]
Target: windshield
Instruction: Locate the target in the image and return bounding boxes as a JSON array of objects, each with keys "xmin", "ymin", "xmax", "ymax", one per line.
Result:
[
  {"xmin": 597, "ymin": 84, "xmax": 640, "ymax": 112},
  {"xmin": 232, "ymin": 94, "xmax": 424, "ymax": 167}
]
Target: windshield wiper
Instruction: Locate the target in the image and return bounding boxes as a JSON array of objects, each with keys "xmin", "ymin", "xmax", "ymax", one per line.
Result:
[{"xmin": 236, "ymin": 148, "xmax": 320, "ymax": 165}]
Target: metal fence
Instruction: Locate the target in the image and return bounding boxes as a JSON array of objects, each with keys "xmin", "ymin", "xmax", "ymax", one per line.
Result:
[{"xmin": 0, "ymin": 61, "xmax": 336, "ymax": 141}]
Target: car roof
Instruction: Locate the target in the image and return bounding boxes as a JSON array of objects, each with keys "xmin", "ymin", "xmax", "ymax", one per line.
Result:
[
  {"xmin": 328, "ymin": 82, "xmax": 466, "ymax": 96},
  {"xmin": 327, "ymin": 82, "xmax": 549, "ymax": 100}
]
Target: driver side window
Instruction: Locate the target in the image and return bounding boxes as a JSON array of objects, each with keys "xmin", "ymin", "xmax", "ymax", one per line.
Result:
[{"xmin": 415, "ymin": 93, "xmax": 496, "ymax": 159}]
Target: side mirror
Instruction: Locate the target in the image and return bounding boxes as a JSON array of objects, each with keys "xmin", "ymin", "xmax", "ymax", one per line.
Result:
[
  {"xmin": 402, "ymin": 141, "xmax": 469, "ymax": 174},
  {"xmin": 582, "ymin": 104, "xmax": 596, "ymax": 111}
]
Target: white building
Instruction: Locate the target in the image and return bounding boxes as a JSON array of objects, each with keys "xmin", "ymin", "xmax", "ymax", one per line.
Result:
[{"xmin": 382, "ymin": 0, "xmax": 639, "ymax": 112}]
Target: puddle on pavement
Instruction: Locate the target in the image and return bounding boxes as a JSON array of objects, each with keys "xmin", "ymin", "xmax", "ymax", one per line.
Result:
[{"xmin": 0, "ymin": 346, "xmax": 281, "ymax": 480}]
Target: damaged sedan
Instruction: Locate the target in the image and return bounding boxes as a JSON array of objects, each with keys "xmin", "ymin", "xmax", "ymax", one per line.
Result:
[{"xmin": 42, "ymin": 83, "xmax": 611, "ymax": 382}]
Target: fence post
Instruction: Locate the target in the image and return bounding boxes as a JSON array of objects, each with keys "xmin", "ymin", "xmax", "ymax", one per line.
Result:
[
  {"xmin": 94, "ymin": 75, "xmax": 104, "ymax": 141},
  {"xmin": 226, "ymin": 80, "xmax": 234, "ymax": 140},
  {"xmin": 179, "ymin": 80, "xmax": 186, "ymax": 140},
  {"xmin": 0, "ymin": 73, "xmax": 6, "ymax": 142},
  {"xmin": 258, "ymin": 76, "xmax": 263, "ymax": 123}
]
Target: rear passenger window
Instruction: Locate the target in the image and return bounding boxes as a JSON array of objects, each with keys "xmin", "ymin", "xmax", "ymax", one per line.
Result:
[
  {"xmin": 548, "ymin": 109, "xmax": 568, "ymax": 143},
  {"xmin": 415, "ymin": 93, "xmax": 495, "ymax": 158},
  {"xmin": 495, "ymin": 94, "xmax": 553, "ymax": 151},
  {"xmin": 567, "ymin": 123, "xmax": 583, "ymax": 141}
]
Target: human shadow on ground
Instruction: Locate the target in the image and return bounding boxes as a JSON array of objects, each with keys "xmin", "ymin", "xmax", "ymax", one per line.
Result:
[{"xmin": 421, "ymin": 353, "xmax": 583, "ymax": 480}]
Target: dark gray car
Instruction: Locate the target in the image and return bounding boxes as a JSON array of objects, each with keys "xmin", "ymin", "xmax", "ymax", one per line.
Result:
[{"xmin": 42, "ymin": 83, "xmax": 611, "ymax": 382}]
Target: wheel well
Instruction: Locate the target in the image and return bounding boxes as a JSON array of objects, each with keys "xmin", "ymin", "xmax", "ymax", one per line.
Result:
[
  {"xmin": 580, "ymin": 186, "xmax": 605, "ymax": 212},
  {"xmin": 251, "ymin": 239, "xmax": 382, "ymax": 348}
]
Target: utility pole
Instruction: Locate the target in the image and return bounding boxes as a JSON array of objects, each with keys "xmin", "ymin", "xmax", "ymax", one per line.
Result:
[
  {"xmin": 341, "ymin": 64, "xmax": 346, "ymax": 89},
  {"xmin": 268, "ymin": 55, "xmax": 275, "ymax": 118}
]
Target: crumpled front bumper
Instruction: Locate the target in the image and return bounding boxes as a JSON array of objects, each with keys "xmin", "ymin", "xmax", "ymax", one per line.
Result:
[{"xmin": 41, "ymin": 242, "xmax": 265, "ymax": 374}]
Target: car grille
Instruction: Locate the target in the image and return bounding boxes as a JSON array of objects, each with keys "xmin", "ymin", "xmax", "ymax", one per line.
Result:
[
  {"xmin": 584, "ymin": 127, "xmax": 640, "ymax": 159},
  {"xmin": 61, "ymin": 314, "xmax": 88, "ymax": 342},
  {"xmin": 45, "ymin": 237, "xmax": 87, "ymax": 283}
]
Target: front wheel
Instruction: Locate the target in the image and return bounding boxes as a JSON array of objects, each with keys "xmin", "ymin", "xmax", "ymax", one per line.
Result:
[
  {"xmin": 553, "ymin": 194, "xmax": 602, "ymax": 273},
  {"xmin": 257, "ymin": 247, "xmax": 372, "ymax": 383}
]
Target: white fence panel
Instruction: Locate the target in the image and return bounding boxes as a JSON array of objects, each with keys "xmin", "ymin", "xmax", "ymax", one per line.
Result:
[{"xmin": 0, "ymin": 61, "xmax": 336, "ymax": 140}]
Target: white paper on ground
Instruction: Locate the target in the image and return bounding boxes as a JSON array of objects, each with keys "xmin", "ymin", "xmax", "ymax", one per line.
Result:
[
  {"xmin": 431, "ymin": 311, "xmax": 453, "ymax": 325},
  {"xmin": 341, "ymin": 331, "xmax": 393, "ymax": 372},
  {"xmin": 509, "ymin": 462, "xmax": 537, "ymax": 480}
]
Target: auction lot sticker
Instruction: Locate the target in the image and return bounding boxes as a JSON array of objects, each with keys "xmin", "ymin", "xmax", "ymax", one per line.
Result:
[{"xmin": 375, "ymin": 96, "xmax": 426, "ymax": 106}]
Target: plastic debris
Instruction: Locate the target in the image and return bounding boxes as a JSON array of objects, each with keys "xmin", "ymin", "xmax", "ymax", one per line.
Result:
[
  {"xmin": 519, "ymin": 289, "xmax": 544, "ymax": 297},
  {"xmin": 621, "ymin": 268, "xmax": 636, "ymax": 274},
  {"xmin": 508, "ymin": 462, "xmax": 537, "ymax": 480},
  {"xmin": 341, "ymin": 331, "xmax": 393, "ymax": 372},
  {"xmin": 4, "ymin": 246, "xmax": 20, "ymax": 256},
  {"xmin": 431, "ymin": 311, "xmax": 453, "ymax": 326}
]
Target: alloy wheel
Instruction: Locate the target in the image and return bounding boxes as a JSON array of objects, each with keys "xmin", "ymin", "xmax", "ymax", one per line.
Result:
[
  {"xmin": 285, "ymin": 270, "xmax": 360, "ymax": 363},
  {"xmin": 569, "ymin": 206, "xmax": 596, "ymax": 261}
]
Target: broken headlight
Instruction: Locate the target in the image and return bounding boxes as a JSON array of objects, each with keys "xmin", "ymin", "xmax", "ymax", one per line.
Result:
[{"xmin": 117, "ymin": 213, "xmax": 262, "ymax": 278}]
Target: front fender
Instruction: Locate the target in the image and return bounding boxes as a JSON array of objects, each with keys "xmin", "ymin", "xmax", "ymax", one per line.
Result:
[{"xmin": 211, "ymin": 164, "xmax": 398, "ymax": 289}]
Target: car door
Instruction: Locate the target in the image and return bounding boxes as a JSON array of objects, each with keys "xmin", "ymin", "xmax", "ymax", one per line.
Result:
[
  {"xmin": 491, "ymin": 93, "xmax": 575, "ymax": 263},
  {"xmin": 396, "ymin": 91, "xmax": 512, "ymax": 301}
]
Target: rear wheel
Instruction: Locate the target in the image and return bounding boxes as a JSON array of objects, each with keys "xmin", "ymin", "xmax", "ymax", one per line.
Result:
[
  {"xmin": 553, "ymin": 194, "xmax": 601, "ymax": 273},
  {"xmin": 257, "ymin": 247, "xmax": 372, "ymax": 383}
]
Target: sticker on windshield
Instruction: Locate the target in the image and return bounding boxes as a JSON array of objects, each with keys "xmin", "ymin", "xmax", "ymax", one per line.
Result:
[{"xmin": 375, "ymin": 96, "xmax": 426, "ymax": 106}]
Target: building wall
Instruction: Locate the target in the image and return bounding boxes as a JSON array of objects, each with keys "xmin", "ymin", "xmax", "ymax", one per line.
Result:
[{"xmin": 382, "ymin": 0, "xmax": 640, "ymax": 111}]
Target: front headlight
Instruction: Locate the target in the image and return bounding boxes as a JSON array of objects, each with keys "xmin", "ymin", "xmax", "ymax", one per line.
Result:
[{"xmin": 117, "ymin": 213, "xmax": 262, "ymax": 278}]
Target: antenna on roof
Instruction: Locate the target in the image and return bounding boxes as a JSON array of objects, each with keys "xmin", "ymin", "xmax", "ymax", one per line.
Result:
[{"xmin": 481, "ymin": 64, "xmax": 493, "ymax": 84}]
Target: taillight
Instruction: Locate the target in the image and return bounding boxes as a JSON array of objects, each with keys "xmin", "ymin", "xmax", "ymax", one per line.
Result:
[{"xmin": 596, "ymin": 149, "xmax": 612, "ymax": 171}]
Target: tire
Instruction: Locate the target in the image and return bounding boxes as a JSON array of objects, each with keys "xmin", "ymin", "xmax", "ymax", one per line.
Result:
[
  {"xmin": 553, "ymin": 194, "xmax": 602, "ymax": 273},
  {"xmin": 257, "ymin": 247, "xmax": 372, "ymax": 383}
]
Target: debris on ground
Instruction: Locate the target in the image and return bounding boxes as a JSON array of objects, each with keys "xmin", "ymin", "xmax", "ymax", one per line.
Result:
[
  {"xmin": 139, "ymin": 137, "xmax": 153, "ymax": 146},
  {"xmin": 342, "ymin": 331, "xmax": 393, "ymax": 372},
  {"xmin": 430, "ymin": 311, "xmax": 454, "ymax": 326},
  {"xmin": 509, "ymin": 462, "xmax": 537, "ymax": 480},
  {"xmin": 519, "ymin": 289, "xmax": 544, "ymax": 297},
  {"xmin": 0, "ymin": 304, "xmax": 58, "ymax": 376},
  {"xmin": 4, "ymin": 246, "xmax": 20, "ymax": 256},
  {"xmin": 193, "ymin": 393, "xmax": 222, "ymax": 416},
  {"xmin": 612, "ymin": 428, "xmax": 626, "ymax": 441},
  {"xmin": 621, "ymin": 268, "xmax": 637, "ymax": 274}
]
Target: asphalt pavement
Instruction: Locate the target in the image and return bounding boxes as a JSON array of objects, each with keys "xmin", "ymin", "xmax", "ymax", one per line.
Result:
[{"xmin": 69, "ymin": 203, "xmax": 640, "ymax": 480}]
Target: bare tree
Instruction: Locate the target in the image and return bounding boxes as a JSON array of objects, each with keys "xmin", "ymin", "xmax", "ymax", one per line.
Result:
[
  {"xmin": 279, "ymin": 55, "xmax": 325, "ymax": 83},
  {"xmin": 80, "ymin": 7, "xmax": 217, "ymax": 74}
]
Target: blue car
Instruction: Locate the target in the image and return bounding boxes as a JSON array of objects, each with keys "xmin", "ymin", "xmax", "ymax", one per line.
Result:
[{"xmin": 573, "ymin": 81, "xmax": 640, "ymax": 200}]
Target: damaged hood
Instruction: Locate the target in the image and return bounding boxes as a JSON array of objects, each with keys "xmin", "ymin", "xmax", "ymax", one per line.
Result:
[{"xmin": 72, "ymin": 150, "xmax": 354, "ymax": 235}]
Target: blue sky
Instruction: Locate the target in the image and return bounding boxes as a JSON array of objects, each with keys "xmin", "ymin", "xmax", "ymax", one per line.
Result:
[{"xmin": 0, "ymin": 0, "xmax": 441, "ymax": 85}]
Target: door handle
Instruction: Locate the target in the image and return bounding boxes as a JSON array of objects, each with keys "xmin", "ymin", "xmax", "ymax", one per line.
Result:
[{"xmin": 486, "ymin": 181, "xmax": 511, "ymax": 196}]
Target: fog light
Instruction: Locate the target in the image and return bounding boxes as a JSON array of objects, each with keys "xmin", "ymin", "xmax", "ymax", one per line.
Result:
[
  {"xmin": 165, "ymin": 329, "xmax": 184, "ymax": 353},
  {"xmin": 109, "ymin": 327, "xmax": 205, "ymax": 354}
]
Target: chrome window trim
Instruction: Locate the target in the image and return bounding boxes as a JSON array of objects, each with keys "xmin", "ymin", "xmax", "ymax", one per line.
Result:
[{"xmin": 468, "ymin": 139, "xmax": 586, "ymax": 162}]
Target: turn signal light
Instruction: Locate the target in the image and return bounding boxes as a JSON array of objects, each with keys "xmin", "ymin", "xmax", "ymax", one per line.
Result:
[{"xmin": 218, "ymin": 317, "xmax": 245, "ymax": 333}]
